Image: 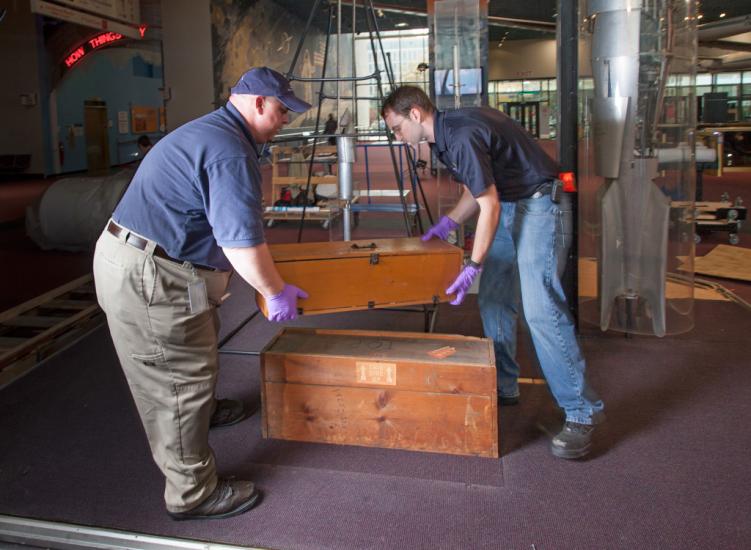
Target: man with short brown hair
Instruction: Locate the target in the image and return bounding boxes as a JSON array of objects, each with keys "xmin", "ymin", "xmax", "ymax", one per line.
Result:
[{"xmin": 382, "ymin": 85, "xmax": 604, "ymax": 459}]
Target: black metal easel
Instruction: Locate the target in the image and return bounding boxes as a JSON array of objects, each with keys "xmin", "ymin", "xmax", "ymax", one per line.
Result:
[{"xmin": 280, "ymin": 0, "xmax": 434, "ymax": 242}]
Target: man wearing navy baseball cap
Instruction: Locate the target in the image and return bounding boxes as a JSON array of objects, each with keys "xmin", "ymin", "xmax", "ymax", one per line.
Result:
[
  {"xmin": 231, "ymin": 66, "xmax": 312, "ymax": 112},
  {"xmin": 94, "ymin": 68, "xmax": 311, "ymax": 521}
]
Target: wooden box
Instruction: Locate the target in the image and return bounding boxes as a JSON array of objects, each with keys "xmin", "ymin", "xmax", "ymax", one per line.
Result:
[
  {"xmin": 260, "ymin": 328, "xmax": 498, "ymax": 458},
  {"xmin": 257, "ymin": 237, "xmax": 463, "ymax": 316}
]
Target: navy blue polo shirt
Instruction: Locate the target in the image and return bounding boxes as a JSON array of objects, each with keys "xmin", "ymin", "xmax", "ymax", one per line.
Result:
[
  {"xmin": 113, "ymin": 102, "xmax": 265, "ymax": 271},
  {"xmin": 430, "ymin": 108, "xmax": 559, "ymax": 201}
]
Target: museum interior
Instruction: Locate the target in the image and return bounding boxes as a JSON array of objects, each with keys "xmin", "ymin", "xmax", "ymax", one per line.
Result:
[{"xmin": 1, "ymin": 1, "xmax": 751, "ymax": 548}]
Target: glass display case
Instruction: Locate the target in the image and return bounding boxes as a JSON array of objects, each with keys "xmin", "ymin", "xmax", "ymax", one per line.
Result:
[{"xmin": 578, "ymin": 0, "xmax": 698, "ymax": 337}]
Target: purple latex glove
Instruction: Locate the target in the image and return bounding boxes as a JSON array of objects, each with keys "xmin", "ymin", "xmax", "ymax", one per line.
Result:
[
  {"xmin": 421, "ymin": 215, "xmax": 459, "ymax": 242},
  {"xmin": 266, "ymin": 284, "xmax": 309, "ymax": 322},
  {"xmin": 445, "ymin": 264, "xmax": 481, "ymax": 306}
]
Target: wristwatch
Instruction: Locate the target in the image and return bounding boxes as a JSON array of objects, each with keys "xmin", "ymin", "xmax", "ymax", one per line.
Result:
[{"xmin": 468, "ymin": 259, "xmax": 482, "ymax": 269}]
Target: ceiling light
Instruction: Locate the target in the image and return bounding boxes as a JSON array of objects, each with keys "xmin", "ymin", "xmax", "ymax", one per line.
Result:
[
  {"xmin": 697, "ymin": 14, "xmax": 703, "ymax": 19},
  {"xmin": 719, "ymin": 12, "xmax": 726, "ymax": 18},
  {"xmin": 395, "ymin": 22, "xmax": 408, "ymax": 28}
]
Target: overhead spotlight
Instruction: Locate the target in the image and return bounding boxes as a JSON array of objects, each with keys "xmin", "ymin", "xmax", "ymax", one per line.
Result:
[
  {"xmin": 395, "ymin": 22, "xmax": 408, "ymax": 28},
  {"xmin": 697, "ymin": 14, "xmax": 703, "ymax": 20},
  {"xmin": 719, "ymin": 12, "xmax": 726, "ymax": 18}
]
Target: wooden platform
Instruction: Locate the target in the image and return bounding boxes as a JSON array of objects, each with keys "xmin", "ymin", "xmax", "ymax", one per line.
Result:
[{"xmin": 0, "ymin": 274, "xmax": 103, "ymax": 386}]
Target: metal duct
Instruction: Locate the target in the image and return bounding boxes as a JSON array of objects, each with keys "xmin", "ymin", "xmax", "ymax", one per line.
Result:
[{"xmin": 698, "ymin": 14, "xmax": 751, "ymax": 41}]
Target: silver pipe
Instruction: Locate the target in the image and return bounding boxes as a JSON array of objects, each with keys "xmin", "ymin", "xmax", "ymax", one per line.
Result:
[
  {"xmin": 369, "ymin": 2, "xmax": 555, "ymax": 32},
  {"xmin": 698, "ymin": 14, "xmax": 751, "ymax": 41},
  {"xmin": 337, "ymin": 0, "xmax": 342, "ymax": 112},
  {"xmin": 453, "ymin": 43, "xmax": 461, "ymax": 108},
  {"xmin": 352, "ymin": 0, "xmax": 358, "ymax": 129},
  {"xmin": 337, "ymin": 135, "xmax": 357, "ymax": 240}
]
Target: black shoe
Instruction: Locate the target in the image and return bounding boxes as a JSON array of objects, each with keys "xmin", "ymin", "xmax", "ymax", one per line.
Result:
[
  {"xmin": 499, "ymin": 395, "xmax": 519, "ymax": 406},
  {"xmin": 210, "ymin": 399, "xmax": 246, "ymax": 428},
  {"xmin": 168, "ymin": 479, "xmax": 260, "ymax": 520},
  {"xmin": 550, "ymin": 421, "xmax": 594, "ymax": 459}
]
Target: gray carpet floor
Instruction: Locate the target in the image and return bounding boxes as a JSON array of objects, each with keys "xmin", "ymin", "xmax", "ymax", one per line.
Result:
[{"xmin": 1, "ymin": 272, "xmax": 750, "ymax": 549}]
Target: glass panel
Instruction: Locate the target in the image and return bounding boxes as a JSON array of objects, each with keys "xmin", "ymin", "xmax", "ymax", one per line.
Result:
[
  {"xmin": 354, "ymin": 28, "xmax": 429, "ymax": 129},
  {"xmin": 716, "ymin": 72, "xmax": 741, "ymax": 85},
  {"xmin": 497, "ymin": 81, "xmax": 523, "ymax": 93},
  {"xmin": 431, "ymin": 0, "xmax": 485, "ymax": 110},
  {"xmin": 740, "ymin": 99, "xmax": 751, "ymax": 121},
  {"xmin": 578, "ymin": 0, "xmax": 696, "ymax": 336}
]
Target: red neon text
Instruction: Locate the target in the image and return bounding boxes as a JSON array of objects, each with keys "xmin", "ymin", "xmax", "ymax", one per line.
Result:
[
  {"xmin": 63, "ymin": 32, "xmax": 125, "ymax": 71},
  {"xmin": 88, "ymin": 32, "xmax": 123, "ymax": 49},
  {"xmin": 64, "ymin": 47, "xmax": 85, "ymax": 67}
]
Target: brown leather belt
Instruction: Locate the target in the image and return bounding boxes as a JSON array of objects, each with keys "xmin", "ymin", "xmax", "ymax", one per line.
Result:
[{"xmin": 107, "ymin": 221, "xmax": 215, "ymax": 271}]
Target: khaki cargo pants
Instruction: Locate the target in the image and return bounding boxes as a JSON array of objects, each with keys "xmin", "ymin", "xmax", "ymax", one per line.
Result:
[{"xmin": 93, "ymin": 225, "xmax": 231, "ymax": 513}]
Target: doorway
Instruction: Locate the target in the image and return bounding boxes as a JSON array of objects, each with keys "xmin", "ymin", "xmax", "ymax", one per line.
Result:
[{"xmin": 84, "ymin": 100, "xmax": 110, "ymax": 174}]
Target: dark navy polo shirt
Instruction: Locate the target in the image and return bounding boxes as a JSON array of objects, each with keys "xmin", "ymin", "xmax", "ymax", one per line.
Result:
[
  {"xmin": 113, "ymin": 101, "xmax": 265, "ymax": 271},
  {"xmin": 430, "ymin": 108, "xmax": 559, "ymax": 201}
]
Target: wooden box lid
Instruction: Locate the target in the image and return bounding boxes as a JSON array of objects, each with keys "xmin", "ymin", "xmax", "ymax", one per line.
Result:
[{"xmin": 268, "ymin": 237, "xmax": 460, "ymax": 262}]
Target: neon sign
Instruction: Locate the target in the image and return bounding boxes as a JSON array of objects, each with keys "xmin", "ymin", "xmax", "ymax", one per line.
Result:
[{"xmin": 62, "ymin": 31, "xmax": 125, "ymax": 70}]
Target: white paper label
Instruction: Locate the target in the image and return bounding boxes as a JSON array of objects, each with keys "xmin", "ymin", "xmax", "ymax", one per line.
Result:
[{"xmin": 355, "ymin": 361, "xmax": 396, "ymax": 386}]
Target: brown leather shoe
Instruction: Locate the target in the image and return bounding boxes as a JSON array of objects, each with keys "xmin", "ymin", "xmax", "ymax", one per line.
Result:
[
  {"xmin": 209, "ymin": 399, "xmax": 246, "ymax": 428},
  {"xmin": 168, "ymin": 479, "xmax": 260, "ymax": 520}
]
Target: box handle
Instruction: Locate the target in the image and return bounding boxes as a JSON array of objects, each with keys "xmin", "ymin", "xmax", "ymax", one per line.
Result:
[{"xmin": 351, "ymin": 242, "xmax": 377, "ymax": 250}]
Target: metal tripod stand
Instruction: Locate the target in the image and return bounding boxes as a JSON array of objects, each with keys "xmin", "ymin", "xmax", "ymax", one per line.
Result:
[{"xmin": 280, "ymin": 0, "xmax": 434, "ymax": 242}]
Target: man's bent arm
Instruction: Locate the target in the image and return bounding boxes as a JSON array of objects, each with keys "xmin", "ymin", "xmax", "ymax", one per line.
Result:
[
  {"xmin": 468, "ymin": 185, "xmax": 501, "ymax": 265},
  {"xmin": 223, "ymin": 243, "xmax": 284, "ymax": 297},
  {"xmin": 448, "ymin": 186, "xmax": 481, "ymax": 224}
]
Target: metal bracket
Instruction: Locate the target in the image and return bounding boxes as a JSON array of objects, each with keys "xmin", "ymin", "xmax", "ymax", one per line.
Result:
[
  {"xmin": 370, "ymin": 253, "xmax": 379, "ymax": 265},
  {"xmin": 367, "ymin": 301, "xmax": 375, "ymax": 308}
]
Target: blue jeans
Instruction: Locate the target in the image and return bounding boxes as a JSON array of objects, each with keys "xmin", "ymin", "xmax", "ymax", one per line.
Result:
[{"xmin": 478, "ymin": 194, "xmax": 604, "ymax": 425}]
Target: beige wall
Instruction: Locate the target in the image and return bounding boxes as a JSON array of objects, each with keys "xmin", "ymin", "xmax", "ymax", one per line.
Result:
[
  {"xmin": 161, "ymin": 0, "xmax": 215, "ymax": 131},
  {"xmin": 488, "ymin": 38, "xmax": 593, "ymax": 81}
]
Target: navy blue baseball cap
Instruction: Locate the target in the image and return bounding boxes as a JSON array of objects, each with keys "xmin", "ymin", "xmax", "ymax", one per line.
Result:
[{"xmin": 230, "ymin": 67, "xmax": 312, "ymax": 112}]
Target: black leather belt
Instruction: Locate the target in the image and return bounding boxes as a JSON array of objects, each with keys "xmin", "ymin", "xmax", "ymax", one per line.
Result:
[
  {"xmin": 530, "ymin": 180, "xmax": 561, "ymax": 203},
  {"xmin": 531, "ymin": 182, "xmax": 553, "ymax": 197},
  {"xmin": 107, "ymin": 221, "xmax": 215, "ymax": 271}
]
